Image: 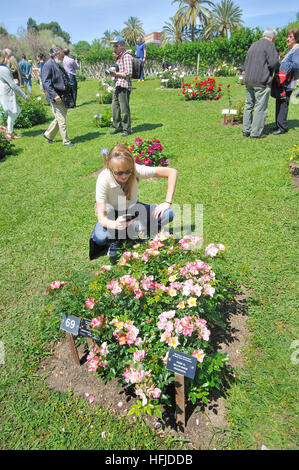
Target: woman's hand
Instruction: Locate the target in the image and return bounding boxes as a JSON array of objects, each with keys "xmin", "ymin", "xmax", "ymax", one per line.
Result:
[
  {"xmin": 152, "ymin": 202, "xmax": 171, "ymax": 220},
  {"xmin": 114, "ymin": 215, "xmax": 133, "ymax": 230}
]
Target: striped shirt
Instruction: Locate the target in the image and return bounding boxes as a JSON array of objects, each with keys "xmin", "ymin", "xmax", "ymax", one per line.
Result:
[
  {"xmin": 115, "ymin": 50, "xmax": 133, "ymax": 91},
  {"xmin": 245, "ymin": 38, "xmax": 279, "ymax": 87}
]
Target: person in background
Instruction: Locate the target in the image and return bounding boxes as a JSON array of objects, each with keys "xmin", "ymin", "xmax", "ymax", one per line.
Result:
[
  {"xmin": 36, "ymin": 53, "xmax": 46, "ymax": 90},
  {"xmin": 63, "ymin": 48, "xmax": 79, "ymax": 107},
  {"xmin": 242, "ymin": 28, "xmax": 279, "ymax": 139},
  {"xmin": 135, "ymin": 36, "xmax": 146, "ymax": 81},
  {"xmin": 19, "ymin": 55, "xmax": 32, "ymax": 94},
  {"xmin": 3, "ymin": 48, "xmax": 23, "ymax": 86},
  {"xmin": 0, "ymin": 49, "xmax": 29, "ymax": 139},
  {"xmin": 273, "ymin": 29, "xmax": 299, "ymax": 135},
  {"xmin": 42, "ymin": 45, "xmax": 74, "ymax": 147},
  {"xmin": 90, "ymin": 144, "xmax": 177, "ymax": 263},
  {"xmin": 109, "ymin": 36, "xmax": 133, "ymax": 137}
]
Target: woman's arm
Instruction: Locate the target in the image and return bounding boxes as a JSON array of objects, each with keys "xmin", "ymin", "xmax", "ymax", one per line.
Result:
[{"xmin": 152, "ymin": 167, "xmax": 178, "ymax": 219}]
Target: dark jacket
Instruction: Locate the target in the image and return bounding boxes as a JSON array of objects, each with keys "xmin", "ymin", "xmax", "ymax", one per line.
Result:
[
  {"xmin": 42, "ymin": 58, "xmax": 65, "ymax": 103},
  {"xmin": 245, "ymin": 38, "xmax": 279, "ymax": 87}
]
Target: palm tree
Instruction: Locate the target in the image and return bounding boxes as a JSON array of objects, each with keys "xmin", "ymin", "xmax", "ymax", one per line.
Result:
[
  {"xmin": 162, "ymin": 16, "xmax": 186, "ymax": 44},
  {"xmin": 172, "ymin": 0, "xmax": 214, "ymax": 42},
  {"xmin": 101, "ymin": 30, "xmax": 115, "ymax": 47},
  {"xmin": 204, "ymin": 0, "xmax": 243, "ymax": 38},
  {"xmin": 122, "ymin": 17, "xmax": 145, "ymax": 47}
]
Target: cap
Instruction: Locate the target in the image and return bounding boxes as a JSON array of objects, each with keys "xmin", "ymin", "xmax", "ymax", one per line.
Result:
[{"xmin": 111, "ymin": 36, "xmax": 125, "ymax": 45}]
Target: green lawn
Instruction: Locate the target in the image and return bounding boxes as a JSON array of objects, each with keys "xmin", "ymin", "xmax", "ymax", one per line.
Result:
[{"xmin": 0, "ymin": 77, "xmax": 298, "ymax": 450}]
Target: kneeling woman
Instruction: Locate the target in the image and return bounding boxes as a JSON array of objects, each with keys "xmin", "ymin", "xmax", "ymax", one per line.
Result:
[{"xmin": 91, "ymin": 144, "xmax": 177, "ymax": 261}]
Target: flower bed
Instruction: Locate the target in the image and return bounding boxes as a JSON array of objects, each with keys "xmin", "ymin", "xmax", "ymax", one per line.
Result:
[
  {"xmin": 157, "ymin": 67, "xmax": 184, "ymax": 89},
  {"xmin": 128, "ymin": 137, "xmax": 169, "ymax": 167},
  {"xmin": 0, "ymin": 97, "xmax": 49, "ymax": 129},
  {"xmin": 44, "ymin": 232, "xmax": 236, "ymax": 419},
  {"xmin": 179, "ymin": 77, "xmax": 223, "ymax": 101},
  {"xmin": 0, "ymin": 129, "xmax": 14, "ymax": 159},
  {"xmin": 93, "ymin": 110, "xmax": 113, "ymax": 128}
]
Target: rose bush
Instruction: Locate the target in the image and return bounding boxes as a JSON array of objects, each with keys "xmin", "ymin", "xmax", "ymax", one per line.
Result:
[
  {"xmin": 179, "ymin": 77, "xmax": 223, "ymax": 101},
  {"xmin": 128, "ymin": 137, "xmax": 169, "ymax": 167},
  {"xmin": 44, "ymin": 232, "xmax": 237, "ymax": 419}
]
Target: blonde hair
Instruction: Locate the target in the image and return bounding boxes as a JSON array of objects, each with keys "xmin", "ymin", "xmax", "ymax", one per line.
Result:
[
  {"xmin": 106, "ymin": 144, "xmax": 137, "ymax": 200},
  {"xmin": 0, "ymin": 49, "xmax": 8, "ymax": 65}
]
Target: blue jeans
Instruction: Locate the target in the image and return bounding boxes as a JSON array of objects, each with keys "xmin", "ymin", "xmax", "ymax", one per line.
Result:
[
  {"xmin": 138, "ymin": 59, "xmax": 145, "ymax": 80},
  {"xmin": 92, "ymin": 202, "xmax": 174, "ymax": 245}
]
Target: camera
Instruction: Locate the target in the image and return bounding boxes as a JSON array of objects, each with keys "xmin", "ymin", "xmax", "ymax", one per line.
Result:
[
  {"xmin": 123, "ymin": 212, "xmax": 138, "ymax": 221},
  {"xmin": 105, "ymin": 64, "xmax": 119, "ymax": 75}
]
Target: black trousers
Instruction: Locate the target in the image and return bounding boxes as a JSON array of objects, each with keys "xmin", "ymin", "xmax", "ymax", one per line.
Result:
[{"xmin": 275, "ymin": 91, "xmax": 292, "ymax": 132}]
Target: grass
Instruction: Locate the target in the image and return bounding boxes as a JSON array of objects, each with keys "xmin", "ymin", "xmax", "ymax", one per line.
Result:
[{"xmin": 0, "ymin": 76, "xmax": 298, "ymax": 450}]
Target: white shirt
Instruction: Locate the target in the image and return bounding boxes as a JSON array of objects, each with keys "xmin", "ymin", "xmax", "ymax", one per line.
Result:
[{"xmin": 96, "ymin": 164, "xmax": 155, "ymax": 212}]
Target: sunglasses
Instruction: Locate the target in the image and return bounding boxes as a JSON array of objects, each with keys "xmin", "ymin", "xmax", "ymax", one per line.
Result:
[{"xmin": 112, "ymin": 169, "xmax": 133, "ymax": 176}]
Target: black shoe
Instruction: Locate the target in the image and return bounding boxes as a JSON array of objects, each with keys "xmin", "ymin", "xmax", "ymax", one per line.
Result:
[
  {"xmin": 273, "ymin": 129, "xmax": 288, "ymax": 135},
  {"xmin": 242, "ymin": 131, "xmax": 250, "ymax": 137},
  {"xmin": 110, "ymin": 129, "xmax": 123, "ymax": 135},
  {"xmin": 64, "ymin": 142, "xmax": 74, "ymax": 147},
  {"xmin": 89, "ymin": 237, "xmax": 107, "ymax": 261},
  {"xmin": 43, "ymin": 133, "xmax": 54, "ymax": 144},
  {"xmin": 107, "ymin": 241, "xmax": 119, "ymax": 264},
  {"xmin": 250, "ymin": 134, "xmax": 267, "ymax": 139},
  {"xmin": 121, "ymin": 131, "xmax": 131, "ymax": 137}
]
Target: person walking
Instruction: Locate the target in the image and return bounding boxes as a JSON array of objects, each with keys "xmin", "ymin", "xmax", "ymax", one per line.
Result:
[
  {"xmin": 135, "ymin": 36, "xmax": 146, "ymax": 81},
  {"xmin": 272, "ymin": 29, "xmax": 299, "ymax": 135},
  {"xmin": 109, "ymin": 36, "xmax": 133, "ymax": 137},
  {"xmin": 0, "ymin": 49, "xmax": 29, "ymax": 139},
  {"xmin": 242, "ymin": 28, "xmax": 279, "ymax": 139},
  {"xmin": 36, "ymin": 53, "xmax": 46, "ymax": 90},
  {"xmin": 63, "ymin": 48, "xmax": 79, "ymax": 107},
  {"xmin": 42, "ymin": 45, "xmax": 74, "ymax": 147},
  {"xmin": 3, "ymin": 48, "xmax": 23, "ymax": 86},
  {"xmin": 19, "ymin": 55, "xmax": 32, "ymax": 94}
]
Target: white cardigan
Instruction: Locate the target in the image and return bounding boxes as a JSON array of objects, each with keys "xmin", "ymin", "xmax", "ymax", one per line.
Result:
[{"xmin": 0, "ymin": 65, "xmax": 28, "ymax": 114}]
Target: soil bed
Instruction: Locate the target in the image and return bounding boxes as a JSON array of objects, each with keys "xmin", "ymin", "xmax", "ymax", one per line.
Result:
[{"xmin": 40, "ymin": 289, "xmax": 251, "ymax": 449}]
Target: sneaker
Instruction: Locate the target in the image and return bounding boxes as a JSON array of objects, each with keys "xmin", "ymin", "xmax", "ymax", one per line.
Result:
[
  {"xmin": 121, "ymin": 131, "xmax": 131, "ymax": 137},
  {"xmin": 110, "ymin": 129, "xmax": 123, "ymax": 135},
  {"xmin": 107, "ymin": 241, "xmax": 119, "ymax": 263},
  {"xmin": 43, "ymin": 133, "xmax": 54, "ymax": 144},
  {"xmin": 64, "ymin": 142, "xmax": 74, "ymax": 147}
]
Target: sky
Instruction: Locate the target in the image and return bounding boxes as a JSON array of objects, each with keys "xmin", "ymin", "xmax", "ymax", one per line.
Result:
[{"xmin": 1, "ymin": 0, "xmax": 298, "ymax": 44}]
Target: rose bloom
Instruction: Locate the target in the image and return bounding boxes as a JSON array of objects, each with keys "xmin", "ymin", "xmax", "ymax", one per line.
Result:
[
  {"xmin": 192, "ymin": 349, "xmax": 205, "ymax": 363},
  {"xmin": 91, "ymin": 316, "xmax": 102, "ymax": 328},
  {"xmin": 133, "ymin": 349, "xmax": 145, "ymax": 362},
  {"xmin": 85, "ymin": 298, "xmax": 95, "ymax": 309}
]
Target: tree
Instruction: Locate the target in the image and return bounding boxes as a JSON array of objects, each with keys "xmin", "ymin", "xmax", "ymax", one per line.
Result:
[
  {"xmin": 162, "ymin": 16, "xmax": 186, "ymax": 43},
  {"xmin": 101, "ymin": 30, "xmax": 115, "ymax": 47},
  {"xmin": 73, "ymin": 40, "xmax": 91, "ymax": 56},
  {"xmin": 204, "ymin": 0, "xmax": 243, "ymax": 38},
  {"xmin": 38, "ymin": 21, "xmax": 71, "ymax": 44},
  {"xmin": 122, "ymin": 17, "xmax": 145, "ymax": 46},
  {"xmin": 172, "ymin": 0, "xmax": 214, "ymax": 42},
  {"xmin": 27, "ymin": 17, "xmax": 38, "ymax": 33}
]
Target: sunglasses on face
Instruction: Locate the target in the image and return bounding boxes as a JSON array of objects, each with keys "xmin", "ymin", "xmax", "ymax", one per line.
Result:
[{"xmin": 112, "ymin": 169, "xmax": 133, "ymax": 176}]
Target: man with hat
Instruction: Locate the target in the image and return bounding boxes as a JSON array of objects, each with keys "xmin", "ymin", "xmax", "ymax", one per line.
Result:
[{"xmin": 109, "ymin": 36, "xmax": 133, "ymax": 137}]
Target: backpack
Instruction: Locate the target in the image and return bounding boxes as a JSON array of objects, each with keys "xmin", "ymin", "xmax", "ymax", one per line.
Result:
[{"xmin": 122, "ymin": 52, "xmax": 142, "ymax": 80}]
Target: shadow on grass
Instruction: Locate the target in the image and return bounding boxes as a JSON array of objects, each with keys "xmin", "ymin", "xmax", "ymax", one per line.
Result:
[
  {"xmin": 0, "ymin": 147, "xmax": 22, "ymax": 163},
  {"xmin": 72, "ymin": 132, "xmax": 102, "ymax": 143},
  {"xmin": 264, "ymin": 119, "xmax": 299, "ymax": 134},
  {"xmin": 132, "ymin": 123, "xmax": 163, "ymax": 133}
]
